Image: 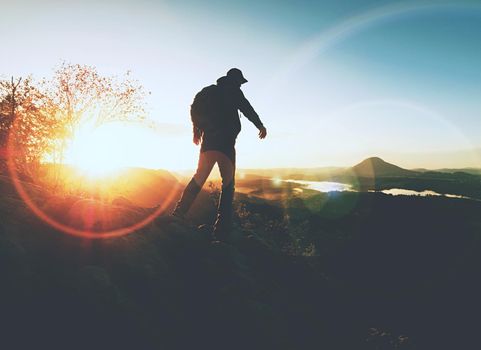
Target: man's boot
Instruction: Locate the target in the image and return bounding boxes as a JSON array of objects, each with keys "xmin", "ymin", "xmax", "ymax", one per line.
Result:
[
  {"xmin": 213, "ymin": 181, "xmax": 234, "ymax": 242},
  {"xmin": 171, "ymin": 178, "xmax": 202, "ymax": 218}
]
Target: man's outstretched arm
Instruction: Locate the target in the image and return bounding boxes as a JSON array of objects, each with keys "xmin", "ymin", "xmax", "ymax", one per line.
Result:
[{"xmin": 238, "ymin": 90, "xmax": 267, "ymax": 139}]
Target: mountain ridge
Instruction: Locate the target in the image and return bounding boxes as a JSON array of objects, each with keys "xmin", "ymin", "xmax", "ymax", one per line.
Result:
[{"xmin": 350, "ymin": 157, "xmax": 416, "ymax": 178}]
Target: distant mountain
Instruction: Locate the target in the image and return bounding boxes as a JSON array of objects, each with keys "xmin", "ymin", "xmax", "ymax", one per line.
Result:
[
  {"xmin": 39, "ymin": 164, "xmax": 182, "ymax": 208},
  {"xmin": 435, "ymin": 168, "xmax": 481, "ymax": 175},
  {"xmin": 350, "ymin": 157, "xmax": 416, "ymax": 178},
  {"xmin": 239, "ymin": 158, "xmax": 419, "ymax": 181},
  {"xmin": 239, "ymin": 167, "xmax": 344, "ymax": 179},
  {"xmin": 117, "ymin": 167, "xmax": 181, "ymax": 208}
]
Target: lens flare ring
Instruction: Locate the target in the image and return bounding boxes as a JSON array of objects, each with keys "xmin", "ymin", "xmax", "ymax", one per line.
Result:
[
  {"xmin": 6, "ymin": 118, "xmax": 179, "ymax": 239},
  {"xmin": 268, "ymin": 0, "xmax": 481, "ymax": 89}
]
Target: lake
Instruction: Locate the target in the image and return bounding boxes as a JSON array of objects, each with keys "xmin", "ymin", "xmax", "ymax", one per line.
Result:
[
  {"xmin": 375, "ymin": 188, "xmax": 467, "ymax": 199},
  {"xmin": 285, "ymin": 180, "xmax": 353, "ymax": 192},
  {"xmin": 283, "ymin": 179, "xmax": 469, "ymax": 199}
]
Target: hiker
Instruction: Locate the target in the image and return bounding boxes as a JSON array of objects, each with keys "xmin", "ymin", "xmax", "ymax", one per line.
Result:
[{"xmin": 171, "ymin": 68, "xmax": 267, "ymax": 241}]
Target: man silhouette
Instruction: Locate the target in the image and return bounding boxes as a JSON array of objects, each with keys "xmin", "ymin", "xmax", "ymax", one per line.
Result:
[{"xmin": 171, "ymin": 68, "xmax": 266, "ymax": 242}]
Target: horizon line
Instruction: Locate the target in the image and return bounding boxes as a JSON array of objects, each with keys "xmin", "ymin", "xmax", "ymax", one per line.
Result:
[{"xmin": 43, "ymin": 161, "xmax": 481, "ymax": 173}]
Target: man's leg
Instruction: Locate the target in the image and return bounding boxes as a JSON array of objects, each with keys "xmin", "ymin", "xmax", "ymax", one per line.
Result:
[
  {"xmin": 213, "ymin": 148, "xmax": 236, "ymax": 240},
  {"xmin": 172, "ymin": 151, "xmax": 216, "ymax": 217}
]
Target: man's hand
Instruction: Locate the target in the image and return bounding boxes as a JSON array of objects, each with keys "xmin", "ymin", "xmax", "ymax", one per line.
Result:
[
  {"xmin": 193, "ymin": 127, "xmax": 202, "ymax": 145},
  {"xmin": 258, "ymin": 126, "xmax": 267, "ymax": 139}
]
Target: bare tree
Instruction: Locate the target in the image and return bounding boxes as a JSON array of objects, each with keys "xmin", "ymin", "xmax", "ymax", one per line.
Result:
[
  {"xmin": 0, "ymin": 77, "xmax": 22, "ymax": 147},
  {"xmin": 47, "ymin": 62, "xmax": 146, "ymax": 136},
  {"xmin": 41, "ymin": 63, "xmax": 148, "ymax": 188},
  {"xmin": 0, "ymin": 63, "xmax": 148, "ymax": 186},
  {"xmin": 0, "ymin": 76, "xmax": 60, "ymax": 177}
]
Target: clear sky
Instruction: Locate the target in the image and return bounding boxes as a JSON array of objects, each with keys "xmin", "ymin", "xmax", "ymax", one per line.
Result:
[{"xmin": 2, "ymin": 0, "xmax": 481, "ymax": 170}]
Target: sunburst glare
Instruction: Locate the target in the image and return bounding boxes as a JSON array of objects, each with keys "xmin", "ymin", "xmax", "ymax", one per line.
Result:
[{"xmin": 64, "ymin": 122, "xmax": 127, "ymax": 177}]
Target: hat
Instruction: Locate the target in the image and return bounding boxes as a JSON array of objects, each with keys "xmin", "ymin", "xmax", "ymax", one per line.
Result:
[{"xmin": 226, "ymin": 68, "xmax": 248, "ymax": 84}]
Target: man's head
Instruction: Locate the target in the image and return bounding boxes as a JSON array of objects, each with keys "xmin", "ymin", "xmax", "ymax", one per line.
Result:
[{"xmin": 226, "ymin": 68, "xmax": 248, "ymax": 86}]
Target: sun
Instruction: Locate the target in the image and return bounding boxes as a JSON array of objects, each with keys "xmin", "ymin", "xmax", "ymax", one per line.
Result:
[
  {"xmin": 64, "ymin": 123, "xmax": 128, "ymax": 177},
  {"xmin": 60, "ymin": 120, "xmax": 198, "ymax": 174}
]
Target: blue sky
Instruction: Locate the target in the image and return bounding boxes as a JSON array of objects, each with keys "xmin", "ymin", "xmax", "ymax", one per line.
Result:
[{"xmin": 2, "ymin": 0, "xmax": 481, "ymax": 169}]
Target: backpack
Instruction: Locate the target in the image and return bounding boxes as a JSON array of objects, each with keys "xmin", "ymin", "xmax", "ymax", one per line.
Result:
[{"xmin": 190, "ymin": 85, "xmax": 222, "ymax": 131}]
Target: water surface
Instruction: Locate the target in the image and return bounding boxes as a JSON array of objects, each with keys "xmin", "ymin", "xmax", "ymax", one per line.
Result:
[
  {"xmin": 285, "ymin": 180, "xmax": 352, "ymax": 192},
  {"xmin": 377, "ymin": 188, "xmax": 467, "ymax": 199},
  {"xmin": 283, "ymin": 179, "xmax": 469, "ymax": 199}
]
